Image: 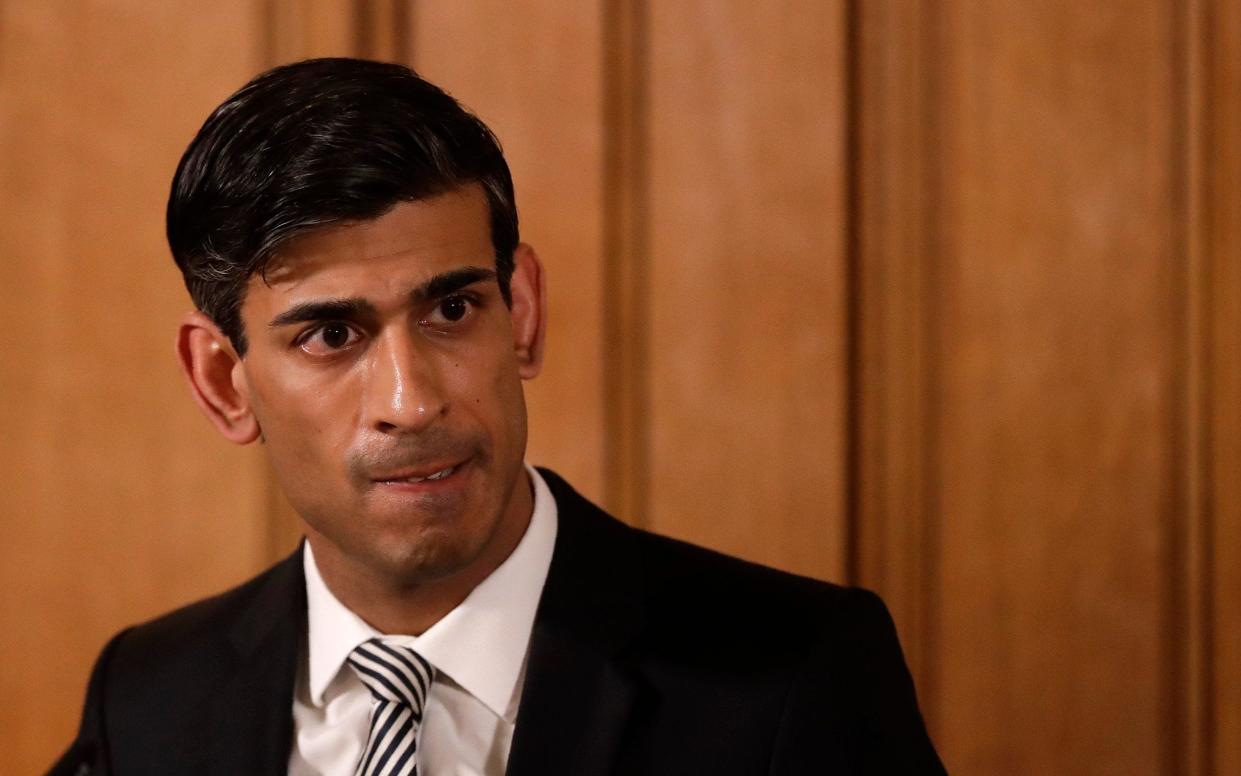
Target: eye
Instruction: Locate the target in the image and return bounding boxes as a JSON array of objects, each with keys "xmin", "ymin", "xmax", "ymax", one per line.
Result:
[
  {"xmin": 441, "ymin": 296, "xmax": 470, "ymax": 322},
  {"xmin": 423, "ymin": 294, "xmax": 477, "ymax": 327},
  {"xmin": 299, "ymin": 322, "xmax": 362, "ymax": 355}
]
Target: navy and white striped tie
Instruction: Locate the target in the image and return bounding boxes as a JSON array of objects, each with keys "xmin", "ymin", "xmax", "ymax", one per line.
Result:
[{"xmin": 347, "ymin": 638, "xmax": 435, "ymax": 776}]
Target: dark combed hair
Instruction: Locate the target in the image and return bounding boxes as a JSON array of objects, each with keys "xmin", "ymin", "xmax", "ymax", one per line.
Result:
[{"xmin": 167, "ymin": 57, "xmax": 519, "ymax": 354}]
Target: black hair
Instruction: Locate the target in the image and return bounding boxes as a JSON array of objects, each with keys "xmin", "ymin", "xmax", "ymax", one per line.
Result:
[{"xmin": 166, "ymin": 57, "xmax": 519, "ymax": 355}]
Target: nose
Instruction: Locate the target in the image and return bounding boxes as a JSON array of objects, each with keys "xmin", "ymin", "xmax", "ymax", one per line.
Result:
[{"xmin": 363, "ymin": 328, "xmax": 446, "ymax": 434}]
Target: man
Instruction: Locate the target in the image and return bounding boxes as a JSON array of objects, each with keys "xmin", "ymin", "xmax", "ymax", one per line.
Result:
[{"xmin": 52, "ymin": 58, "xmax": 944, "ymax": 775}]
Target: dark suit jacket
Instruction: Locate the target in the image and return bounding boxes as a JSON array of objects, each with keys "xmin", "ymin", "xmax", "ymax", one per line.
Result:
[{"xmin": 51, "ymin": 469, "xmax": 945, "ymax": 775}]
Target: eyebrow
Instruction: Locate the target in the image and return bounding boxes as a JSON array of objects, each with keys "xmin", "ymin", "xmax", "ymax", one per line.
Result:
[
  {"xmin": 268, "ymin": 298, "xmax": 375, "ymax": 328},
  {"xmin": 415, "ymin": 266, "xmax": 497, "ymax": 302},
  {"xmin": 267, "ymin": 266, "xmax": 498, "ymax": 329}
]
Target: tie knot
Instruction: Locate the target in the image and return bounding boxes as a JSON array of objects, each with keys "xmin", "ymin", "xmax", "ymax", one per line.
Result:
[{"xmin": 347, "ymin": 638, "xmax": 434, "ymax": 712}]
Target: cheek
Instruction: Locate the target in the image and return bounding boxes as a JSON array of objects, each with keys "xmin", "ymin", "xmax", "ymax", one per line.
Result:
[
  {"xmin": 249, "ymin": 369, "xmax": 355, "ymax": 466},
  {"xmin": 455, "ymin": 348, "xmax": 523, "ymax": 405},
  {"xmin": 443, "ymin": 348, "xmax": 527, "ymax": 438},
  {"xmin": 486, "ymin": 359, "xmax": 529, "ymax": 454}
]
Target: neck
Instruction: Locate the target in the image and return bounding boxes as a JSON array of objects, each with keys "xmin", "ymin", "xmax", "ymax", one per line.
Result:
[{"xmin": 307, "ymin": 474, "xmax": 534, "ymax": 635}]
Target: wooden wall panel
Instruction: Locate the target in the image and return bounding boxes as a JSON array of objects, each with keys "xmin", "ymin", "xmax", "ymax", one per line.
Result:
[
  {"xmin": 851, "ymin": 0, "xmax": 942, "ymax": 695},
  {"xmin": 598, "ymin": 0, "xmax": 650, "ymax": 524},
  {"xmin": 411, "ymin": 1, "xmax": 609, "ymax": 505},
  {"xmin": 5, "ymin": 3, "xmax": 1237, "ymax": 775},
  {"xmin": 643, "ymin": 1, "xmax": 849, "ymax": 581},
  {"xmin": 935, "ymin": 3, "xmax": 1176, "ymax": 770},
  {"xmin": 1198, "ymin": 1, "xmax": 1241, "ymax": 771},
  {"xmin": 0, "ymin": 2, "xmax": 270, "ymax": 772},
  {"xmin": 853, "ymin": 1, "xmax": 1239, "ymax": 773},
  {"xmin": 265, "ymin": 0, "xmax": 356, "ymax": 64}
]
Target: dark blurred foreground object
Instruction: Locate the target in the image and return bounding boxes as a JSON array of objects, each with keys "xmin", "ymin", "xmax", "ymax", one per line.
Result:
[{"xmin": 46, "ymin": 739, "xmax": 94, "ymax": 776}]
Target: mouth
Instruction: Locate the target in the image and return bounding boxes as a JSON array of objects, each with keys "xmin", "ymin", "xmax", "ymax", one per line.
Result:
[{"xmin": 372, "ymin": 459, "xmax": 467, "ymax": 489}]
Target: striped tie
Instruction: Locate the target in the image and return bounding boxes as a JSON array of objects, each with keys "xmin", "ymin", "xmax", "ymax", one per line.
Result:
[{"xmin": 346, "ymin": 638, "xmax": 435, "ymax": 776}]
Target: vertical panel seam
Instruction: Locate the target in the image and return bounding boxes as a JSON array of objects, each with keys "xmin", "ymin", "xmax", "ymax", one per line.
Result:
[
  {"xmin": 353, "ymin": 0, "xmax": 368, "ymax": 58},
  {"xmin": 1164, "ymin": 0, "xmax": 1184, "ymax": 759},
  {"xmin": 1197, "ymin": 3, "xmax": 1217, "ymax": 766},
  {"xmin": 1170, "ymin": 0, "xmax": 1189, "ymax": 773},
  {"xmin": 916, "ymin": 0, "xmax": 943, "ymax": 734},
  {"xmin": 601, "ymin": 0, "xmax": 650, "ymax": 527},
  {"xmin": 842, "ymin": 0, "xmax": 863, "ymax": 588},
  {"xmin": 394, "ymin": 0, "xmax": 411, "ymax": 65},
  {"xmin": 1178, "ymin": 0, "xmax": 1217, "ymax": 772},
  {"xmin": 851, "ymin": 0, "xmax": 938, "ymax": 732},
  {"xmin": 260, "ymin": 0, "xmax": 283, "ymax": 563},
  {"xmin": 259, "ymin": 0, "xmax": 277, "ymax": 69}
]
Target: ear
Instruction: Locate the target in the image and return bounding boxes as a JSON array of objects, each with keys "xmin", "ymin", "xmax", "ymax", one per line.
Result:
[
  {"xmin": 509, "ymin": 243, "xmax": 547, "ymax": 379},
  {"xmin": 175, "ymin": 311, "xmax": 261, "ymax": 444}
]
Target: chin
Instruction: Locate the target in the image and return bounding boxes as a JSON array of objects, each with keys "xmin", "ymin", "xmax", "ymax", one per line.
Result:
[{"xmin": 369, "ymin": 526, "xmax": 492, "ymax": 586}]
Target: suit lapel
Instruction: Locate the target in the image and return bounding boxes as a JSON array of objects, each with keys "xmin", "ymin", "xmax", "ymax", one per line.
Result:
[
  {"xmin": 505, "ymin": 470, "xmax": 646, "ymax": 776},
  {"xmin": 168, "ymin": 474, "xmax": 640, "ymax": 775},
  {"xmin": 205, "ymin": 545, "xmax": 306, "ymax": 775}
]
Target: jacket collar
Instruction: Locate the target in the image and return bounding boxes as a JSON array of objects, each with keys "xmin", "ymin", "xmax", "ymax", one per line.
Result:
[
  {"xmin": 197, "ymin": 466, "xmax": 644, "ymax": 776},
  {"xmin": 505, "ymin": 468, "xmax": 646, "ymax": 776},
  {"xmin": 210, "ymin": 543, "xmax": 306, "ymax": 775}
]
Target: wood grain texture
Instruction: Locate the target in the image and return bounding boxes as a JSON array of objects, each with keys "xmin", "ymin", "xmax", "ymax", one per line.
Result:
[
  {"xmin": 936, "ymin": 3, "xmax": 1176, "ymax": 772},
  {"xmin": 1198, "ymin": 1, "xmax": 1241, "ymax": 771},
  {"xmin": 3, "ymin": 4, "xmax": 1235, "ymax": 774},
  {"xmin": 411, "ymin": 0, "xmax": 609, "ymax": 505},
  {"xmin": 600, "ymin": 0, "xmax": 652, "ymax": 526},
  {"xmin": 0, "ymin": 3, "xmax": 269, "ymax": 772},
  {"xmin": 264, "ymin": 0, "xmax": 355, "ymax": 65},
  {"xmin": 645, "ymin": 1, "xmax": 849, "ymax": 581},
  {"xmin": 850, "ymin": 0, "xmax": 943, "ymax": 713},
  {"xmin": 1178, "ymin": 0, "xmax": 1211, "ymax": 770},
  {"xmin": 356, "ymin": 0, "xmax": 409, "ymax": 63},
  {"xmin": 856, "ymin": 1, "xmax": 1189, "ymax": 773}
]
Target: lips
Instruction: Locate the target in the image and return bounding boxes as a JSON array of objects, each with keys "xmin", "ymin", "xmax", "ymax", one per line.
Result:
[
  {"xmin": 372, "ymin": 459, "xmax": 466, "ymax": 485},
  {"xmin": 380, "ymin": 464, "xmax": 456, "ymax": 484}
]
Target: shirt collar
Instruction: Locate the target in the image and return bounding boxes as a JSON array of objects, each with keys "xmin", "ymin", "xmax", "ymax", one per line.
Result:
[{"xmin": 303, "ymin": 464, "xmax": 559, "ymax": 721}]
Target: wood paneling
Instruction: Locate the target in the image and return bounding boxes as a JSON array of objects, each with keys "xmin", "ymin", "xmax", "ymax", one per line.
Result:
[
  {"xmin": 265, "ymin": 0, "xmax": 357, "ymax": 65},
  {"xmin": 356, "ymin": 0, "xmax": 409, "ymax": 63},
  {"xmin": 5, "ymin": 3, "xmax": 1239, "ymax": 775},
  {"xmin": 851, "ymin": 0, "xmax": 943, "ymax": 697},
  {"xmin": 411, "ymin": 1, "xmax": 609, "ymax": 507},
  {"xmin": 853, "ymin": 1, "xmax": 1241, "ymax": 773},
  {"xmin": 942, "ymin": 0, "xmax": 1177, "ymax": 769},
  {"xmin": 1179, "ymin": 1, "xmax": 1214, "ymax": 770},
  {"xmin": 642, "ymin": 2, "xmax": 850, "ymax": 581},
  {"xmin": 1197, "ymin": 1, "xmax": 1241, "ymax": 771},
  {"xmin": 600, "ymin": 0, "xmax": 651, "ymax": 525},
  {"xmin": 0, "ymin": 3, "xmax": 269, "ymax": 772}
]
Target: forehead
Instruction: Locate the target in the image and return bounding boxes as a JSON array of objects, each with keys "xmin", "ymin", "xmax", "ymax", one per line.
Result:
[{"xmin": 258, "ymin": 184, "xmax": 493, "ymax": 298}]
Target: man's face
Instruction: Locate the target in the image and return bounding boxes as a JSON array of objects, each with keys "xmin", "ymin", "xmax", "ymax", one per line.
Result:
[{"xmin": 233, "ymin": 185, "xmax": 540, "ymax": 588}]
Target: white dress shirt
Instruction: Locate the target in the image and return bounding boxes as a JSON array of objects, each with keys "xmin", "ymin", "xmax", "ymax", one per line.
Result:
[{"xmin": 288, "ymin": 465, "xmax": 558, "ymax": 776}]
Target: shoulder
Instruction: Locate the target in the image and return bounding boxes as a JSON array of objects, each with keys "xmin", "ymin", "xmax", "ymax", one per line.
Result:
[
  {"xmin": 538, "ymin": 469, "xmax": 943, "ymax": 772},
  {"xmin": 539, "ymin": 467, "xmax": 893, "ymax": 664},
  {"xmin": 61, "ymin": 551, "xmax": 305, "ymax": 772},
  {"xmin": 98, "ymin": 548, "xmax": 304, "ymax": 697},
  {"xmin": 112, "ymin": 548, "xmax": 301, "ymax": 656},
  {"xmin": 632, "ymin": 526, "xmax": 890, "ymax": 660}
]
